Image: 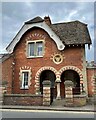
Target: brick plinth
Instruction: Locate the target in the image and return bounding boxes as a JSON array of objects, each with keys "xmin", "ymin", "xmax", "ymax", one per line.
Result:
[
  {"xmin": 3, "ymin": 94, "xmax": 43, "ymax": 106},
  {"xmin": 43, "ymin": 80, "xmax": 51, "ymax": 106}
]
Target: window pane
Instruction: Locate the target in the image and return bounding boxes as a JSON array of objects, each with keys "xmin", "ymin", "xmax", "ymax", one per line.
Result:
[
  {"xmin": 36, "ymin": 42, "xmax": 43, "ymax": 56},
  {"xmin": 24, "ymin": 72, "xmax": 28, "ymax": 86},
  {"xmin": 22, "ymin": 72, "xmax": 28, "ymax": 88},
  {"xmin": 29, "ymin": 43, "xmax": 35, "ymax": 56}
]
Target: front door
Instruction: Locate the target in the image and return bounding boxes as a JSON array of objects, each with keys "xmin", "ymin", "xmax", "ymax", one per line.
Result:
[
  {"xmin": 51, "ymin": 85, "xmax": 57, "ymax": 103},
  {"xmin": 60, "ymin": 81, "xmax": 65, "ymax": 98}
]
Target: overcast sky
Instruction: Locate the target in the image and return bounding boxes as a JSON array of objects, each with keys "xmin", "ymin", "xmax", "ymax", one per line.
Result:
[{"xmin": 1, "ymin": 1, "xmax": 95, "ymax": 62}]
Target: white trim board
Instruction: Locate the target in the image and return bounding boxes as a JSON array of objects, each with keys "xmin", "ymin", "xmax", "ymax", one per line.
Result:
[{"xmin": 6, "ymin": 21, "xmax": 65, "ymax": 53}]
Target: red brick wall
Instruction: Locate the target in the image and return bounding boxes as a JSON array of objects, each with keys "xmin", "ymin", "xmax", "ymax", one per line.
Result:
[
  {"xmin": 2, "ymin": 55, "xmax": 13, "ymax": 94},
  {"xmin": 87, "ymin": 68, "xmax": 96, "ymax": 96},
  {"xmin": 12, "ymin": 27, "xmax": 83, "ymax": 94},
  {"xmin": 3, "ymin": 94, "xmax": 43, "ymax": 106},
  {"xmin": 2, "ymin": 27, "xmax": 95, "ymax": 98}
]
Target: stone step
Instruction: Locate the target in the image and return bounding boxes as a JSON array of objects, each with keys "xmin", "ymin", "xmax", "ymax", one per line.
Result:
[{"xmin": 52, "ymin": 99, "xmax": 65, "ymax": 106}]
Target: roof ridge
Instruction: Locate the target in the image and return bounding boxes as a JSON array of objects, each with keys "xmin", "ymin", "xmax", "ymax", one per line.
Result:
[
  {"xmin": 25, "ymin": 16, "xmax": 44, "ymax": 24},
  {"xmin": 52, "ymin": 20, "xmax": 86, "ymax": 26}
]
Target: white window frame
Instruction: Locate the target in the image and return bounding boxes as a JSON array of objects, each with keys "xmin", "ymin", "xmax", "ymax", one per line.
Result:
[
  {"xmin": 27, "ymin": 40, "xmax": 45, "ymax": 58},
  {"xmin": 20, "ymin": 70, "xmax": 31, "ymax": 89}
]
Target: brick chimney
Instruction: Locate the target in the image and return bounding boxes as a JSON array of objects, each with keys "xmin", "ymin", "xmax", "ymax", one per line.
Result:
[{"xmin": 44, "ymin": 16, "xmax": 51, "ymax": 26}]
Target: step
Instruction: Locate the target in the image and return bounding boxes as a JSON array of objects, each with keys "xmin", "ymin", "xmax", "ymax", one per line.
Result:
[{"xmin": 52, "ymin": 99, "xmax": 65, "ymax": 106}]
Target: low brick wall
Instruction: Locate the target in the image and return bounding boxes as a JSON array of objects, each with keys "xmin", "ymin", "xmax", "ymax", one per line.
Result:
[
  {"xmin": 64, "ymin": 94, "xmax": 87, "ymax": 107},
  {"xmin": 3, "ymin": 94, "xmax": 43, "ymax": 106},
  {"xmin": 87, "ymin": 95, "xmax": 96, "ymax": 105},
  {"xmin": 73, "ymin": 94, "xmax": 87, "ymax": 107}
]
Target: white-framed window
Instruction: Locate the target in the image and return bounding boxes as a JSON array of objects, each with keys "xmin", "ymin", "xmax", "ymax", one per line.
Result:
[
  {"xmin": 27, "ymin": 40, "xmax": 44, "ymax": 58},
  {"xmin": 21, "ymin": 72, "xmax": 29, "ymax": 89},
  {"xmin": 20, "ymin": 69, "xmax": 31, "ymax": 89},
  {"xmin": 19, "ymin": 66, "xmax": 32, "ymax": 89}
]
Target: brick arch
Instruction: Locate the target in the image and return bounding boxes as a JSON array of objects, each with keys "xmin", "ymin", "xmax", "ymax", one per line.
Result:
[
  {"xmin": 59, "ymin": 66, "xmax": 83, "ymax": 80},
  {"xmin": 35, "ymin": 66, "xmax": 57, "ymax": 94},
  {"xmin": 59, "ymin": 66, "xmax": 83, "ymax": 94}
]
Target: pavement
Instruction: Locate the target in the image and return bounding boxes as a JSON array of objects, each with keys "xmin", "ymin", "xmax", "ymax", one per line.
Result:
[{"xmin": 0, "ymin": 104, "xmax": 95, "ymax": 112}]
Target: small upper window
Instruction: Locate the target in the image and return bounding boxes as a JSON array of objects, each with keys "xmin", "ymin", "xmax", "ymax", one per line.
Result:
[
  {"xmin": 28, "ymin": 41, "xmax": 44, "ymax": 58},
  {"xmin": 36, "ymin": 42, "xmax": 43, "ymax": 56},
  {"xmin": 29, "ymin": 42, "xmax": 35, "ymax": 56}
]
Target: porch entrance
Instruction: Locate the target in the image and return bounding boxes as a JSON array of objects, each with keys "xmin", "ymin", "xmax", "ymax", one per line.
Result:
[
  {"xmin": 60, "ymin": 70, "xmax": 80, "ymax": 98},
  {"xmin": 40, "ymin": 70, "xmax": 56, "ymax": 103}
]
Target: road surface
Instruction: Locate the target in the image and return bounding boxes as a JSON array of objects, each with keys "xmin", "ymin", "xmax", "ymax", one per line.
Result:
[{"xmin": 0, "ymin": 109, "xmax": 95, "ymax": 119}]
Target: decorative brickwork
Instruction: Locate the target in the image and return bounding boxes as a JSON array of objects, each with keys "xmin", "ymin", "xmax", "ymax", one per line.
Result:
[
  {"xmin": 64, "ymin": 80, "xmax": 73, "ymax": 106},
  {"xmin": 43, "ymin": 80, "xmax": 51, "ymax": 106},
  {"xmin": 35, "ymin": 66, "xmax": 57, "ymax": 94},
  {"xmin": 50, "ymin": 53, "xmax": 64, "ymax": 64},
  {"xmin": 59, "ymin": 66, "xmax": 83, "ymax": 93},
  {"xmin": 35, "ymin": 66, "xmax": 84, "ymax": 95},
  {"xmin": 59, "ymin": 66, "xmax": 83, "ymax": 79}
]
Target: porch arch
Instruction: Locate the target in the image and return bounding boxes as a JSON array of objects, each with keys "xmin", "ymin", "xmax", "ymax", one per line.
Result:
[
  {"xmin": 59, "ymin": 66, "xmax": 84, "ymax": 93},
  {"xmin": 35, "ymin": 66, "xmax": 57, "ymax": 94}
]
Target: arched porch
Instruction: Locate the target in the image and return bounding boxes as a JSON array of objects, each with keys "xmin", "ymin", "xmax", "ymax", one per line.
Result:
[
  {"xmin": 60, "ymin": 70, "xmax": 80, "ymax": 98},
  {"xmin": 40, "ymin": 70, "xmax": 57, "ymax": 103},
  {"xmin": 35, "ymin": 66, "xmax": 84, "ymax": 105}
]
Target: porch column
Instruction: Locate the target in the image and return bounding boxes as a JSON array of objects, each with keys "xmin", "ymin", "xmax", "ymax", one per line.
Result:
[
  {"xmin": 42, "ymin": 80, "xmax": 51, "ymax": 106},
  {"xmin": 56, "ymin": 74, "xmax": 61, "ymax": 100},
  {"xmin": 56, "ymin": 82, "xmax": 61, "ymax": 99},
  {"xmin": 64, "ymin": 80, "xmax": 74, "ymax": 106}
]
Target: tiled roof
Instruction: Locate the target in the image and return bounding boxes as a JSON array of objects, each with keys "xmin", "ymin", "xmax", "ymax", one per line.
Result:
[
  {"xmin": 6, "ymin": 16, "xmax": 92, "ymax": 53},
  {"xmin": 25, "ymin": 16, "xmax": 44, "ymax": 24},
  {"xmin": 24, "ymin": 16, "xmax": 91, "ymax": 45},
  {"xmin": 50, "ymin": 21, "xmax": 91, "ymax": 45}
]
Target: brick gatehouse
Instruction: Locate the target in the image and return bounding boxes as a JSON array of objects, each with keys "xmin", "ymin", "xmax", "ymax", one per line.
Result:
[{"xmin": 1, "ymin": 16, "xmax": 96, "ymax": 106}]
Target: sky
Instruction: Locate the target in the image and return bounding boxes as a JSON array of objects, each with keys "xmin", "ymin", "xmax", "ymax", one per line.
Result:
[{"xmin": 0, "ymin": 0, "xmax": 95, "ymax": 62}]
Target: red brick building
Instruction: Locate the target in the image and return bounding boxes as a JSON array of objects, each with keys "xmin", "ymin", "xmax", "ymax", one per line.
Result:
[{"xmin": 1, "ymin": 16, "xmax": 96, "ymax": 106}]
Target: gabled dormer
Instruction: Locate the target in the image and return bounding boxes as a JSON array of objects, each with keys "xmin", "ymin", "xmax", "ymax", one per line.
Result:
[{"xmin": 6, "ymin": 16, "xmax": 65, "ymax": 54}]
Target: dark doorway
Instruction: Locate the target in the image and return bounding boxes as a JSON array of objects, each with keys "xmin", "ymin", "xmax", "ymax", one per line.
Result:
[
  {"xmin": 60, "ymin": 70, "xmax": 80, "ymax": 98},
  {"xmin": 40, "ymin": 70, "xmax": 56, "ymax": 102}
]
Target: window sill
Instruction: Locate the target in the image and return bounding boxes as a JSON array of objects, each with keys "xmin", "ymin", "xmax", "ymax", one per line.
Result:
[
  {"xmin": 27, "ymin": 56, "xmax": 44, "ymax": 59},
  {"xmin": 20, "ymin": 88, "xmax": 29, "ymax": 90}
]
